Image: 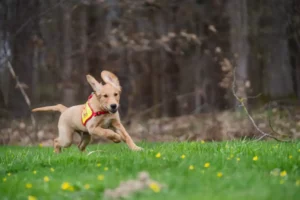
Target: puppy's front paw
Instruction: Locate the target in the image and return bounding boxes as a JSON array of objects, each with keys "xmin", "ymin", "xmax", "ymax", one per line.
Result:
[
  {"xmin": 112, "ymin": 134, "xmax": 122, "ymax": 143},
  {"xmin": 131, "ymin": 146, "xmax": 143, "ymax": 151},
  {"xmin": 112, "ymin": 138, "xmax": 121, "ymax": 143}
]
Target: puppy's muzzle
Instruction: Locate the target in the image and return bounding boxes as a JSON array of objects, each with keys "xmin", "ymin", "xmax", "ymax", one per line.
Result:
[{"xmin": 110, "ymin": 104, "xmax": 118, "ymax": 113}]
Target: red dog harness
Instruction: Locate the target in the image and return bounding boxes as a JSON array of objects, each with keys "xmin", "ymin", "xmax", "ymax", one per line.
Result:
[{"xmin": 81, "ymin": 93, "xmax": 109, "ymax": 126}]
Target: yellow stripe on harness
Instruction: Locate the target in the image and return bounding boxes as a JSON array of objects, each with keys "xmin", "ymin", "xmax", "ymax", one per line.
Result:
[{"xmin": 81, "ymin": 102, "xmax": 93, "ymax": 126}]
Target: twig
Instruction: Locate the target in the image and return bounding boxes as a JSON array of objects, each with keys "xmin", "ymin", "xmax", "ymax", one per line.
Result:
[
  {"xmin": 87, "ymin": 150, "xmax": 105, "ymax": 156},
  {"xmin": 247, "ymin": 93, "xmax": 262, "ymax": 99},
  {"xmin": 7, "ymin": 60, "xmax": 36, "ymax": 128},
  {"xmin": 231, "ymin": 67, "xmax": 286, "ymax": 142}
]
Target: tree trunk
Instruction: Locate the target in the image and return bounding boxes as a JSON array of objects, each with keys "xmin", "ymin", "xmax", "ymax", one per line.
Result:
[
  {"xmin": 150, "ymin": 51, "xmax": 160, "ymax": 118},
  {"xmin": 31, "ymin": 41, "xmax": 40, "ymax": 104},
  {"xmin": 247, "ymin": 0, "xmax": 263, "ymax": 107},
  {"xmin": 126, "ymin": 49, "xmax": 137, "ymax": 117},
  {"xmin": 262, "ymin": 0, "xmax": 293, "ymax": 98},
  {"xmin": 79, "ymin": 4, "xmax": 89, "ymax": 99},
  {"xmin": 194, "ymin": 47, "xmax": 203, "ymax": 114},
  {"xmin": 155, "ymin": 11, "xmax": 169, "ymax": 117},
  {"xmin": 228, "ymin": 0, "xmax": 249, "ymax": 108},
  {"xmin": 61, "ymin": 1, "xmax": 75, "ymax": 106}
]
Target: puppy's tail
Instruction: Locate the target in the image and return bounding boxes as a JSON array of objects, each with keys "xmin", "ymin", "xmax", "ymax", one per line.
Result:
[{"xmin": 32, "ymin": 104, "xmax": 67, "ymax": 113}]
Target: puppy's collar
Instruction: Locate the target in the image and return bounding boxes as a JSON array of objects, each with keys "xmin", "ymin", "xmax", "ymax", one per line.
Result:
[{"xmin": 81, "ymin": 93, "xmax": 109, "ymax": 126}]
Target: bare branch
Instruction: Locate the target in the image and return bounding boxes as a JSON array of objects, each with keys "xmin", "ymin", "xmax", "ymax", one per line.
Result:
[
  {"xmin": 231, "ymin": 67, "xmax": 289, "ymax": 142},
  {"xmin": 247, "ymin": 93, "xmax": 262, "ymax": 99},
  {"xmin": 7, "ymin": 60, "xmax": 36, "ymax": 129}
]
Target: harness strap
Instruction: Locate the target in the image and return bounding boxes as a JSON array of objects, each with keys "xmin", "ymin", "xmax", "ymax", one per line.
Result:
[
  {"xmin": 81, "ymin": 93, "xmax": 109, "ymax": 126},
  {"xmin": 94, "ymin": 110, "xmax": 109, "ymax": 116}
]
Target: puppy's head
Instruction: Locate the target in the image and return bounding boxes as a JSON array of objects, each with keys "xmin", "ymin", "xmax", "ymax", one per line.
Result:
[{"xmin": 86, "ymin": 71, "xmax": 121, "ymax": 113}]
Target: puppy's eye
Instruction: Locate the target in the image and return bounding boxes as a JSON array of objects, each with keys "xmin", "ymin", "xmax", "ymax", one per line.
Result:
[
  {"xmin": 104, "ymin": 94, "xmax": 108, "ymax": 98},
  {"xmin": 114, "ymin": 93, "xmax": 118, "ymax": 96}
]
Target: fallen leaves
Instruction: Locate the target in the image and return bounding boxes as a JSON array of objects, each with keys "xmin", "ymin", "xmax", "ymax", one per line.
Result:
[{"xmin": 104, "ymin": 171, "xmax": 166, "ymax": 199}]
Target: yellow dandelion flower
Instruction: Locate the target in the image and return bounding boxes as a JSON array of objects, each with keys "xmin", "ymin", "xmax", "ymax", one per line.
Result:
[
  {"xmin": 204, "ymin": 162, "xmax": 210, "ymax": 168},
  {"xmin": 39, "ymin": 143, "xmax": 43, "ymax": 147},
  {"xmin": 84, "ymin": 184, "xmax": 90, "ymax": 190},
  {"xmin": 33, "ymin": 170, "xmax": 37, "ymax": 174},
  {"xmin": 201, "ymin": 140, "xmax": 205, "ymax": 144},
  {"xmin": 289, "ymin": 155, "xmax": 293, "ymax": 159},
  {"xmin": 7, "ymin": 173, "xmax": 11, "ymax": 176},
  {"xmin": 25, "ymin": 183, "xmax": 33, "ymax": 189},
  {"xmin": 280, "ymin": 179, "xmax": 285, "ymax": 185},
  {"xmin": 97, "ymin": 175, "xmax": 104, "ymax": 181},
  {"xmin": 61, "ymin": 182, "xmax": 69, "ymax": 190},
  {"xmin": 236, "ymin": 157, "xmax": 240, "ymax": 162},
  {"xmin": 253, "ymin": 156, "xmax": 258, "ymax": 161},
  {"xmin": 296, "ymin": 180, "xmax": 300, "ymax": 186},
  {"xmin": 104, "ymin": 167, "xmax": 108, "ymax": 171},
  {"xmin": 280, "ymin": 170, "xmax": 287, "ymax": 177},
  {"xmin": 3, "ymin": 177, "xmax": 7, "ymax": 182},
  {"xmin": 181, "ymin": 154, "xmax": 186, "ymax": 159},
  {"xmin": 28, "ymin": 195, "xmax": 37, "ymax": 200},
  {"xmin": 155, "ymin": 153, "xmax": 161, "ymax": 158},
  {"xmin": 149, "ymin": 182, "xmax": 161, "ymax": 193},
  {"xmin": 217, "ymin": 172, "xmax": 223, "ymax": 178},
  {"xmin": 44, "ymin": 176, "xmax": 50, "ymax": 182},
  {"xmin": 97, "ymin": 163, "xmax": 101, "ymax": 167},
  {"xmin": 61, "ymin": 182, "xmax": 71, "ymax": 190},
  {"xmin": 61, "ymin": 182, "xmax": 74, "ymax": 191},
  {"xmin": 50, "ymin": 168, "xmax": 55, "ymax": 172},
  {"xmin": 189, "ymin": 165, "xmax": 194, "ymax": 170}
]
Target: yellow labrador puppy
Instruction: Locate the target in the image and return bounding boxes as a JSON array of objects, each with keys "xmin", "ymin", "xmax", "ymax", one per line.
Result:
[{"xmin": 32, "ymin": 70, "xmax": 143, "ymax": 153}]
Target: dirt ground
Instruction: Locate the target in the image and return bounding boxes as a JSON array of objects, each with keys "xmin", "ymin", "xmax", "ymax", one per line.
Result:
[{"xmin": 1, "ymin": 109, "xmax": 299, "ymax": 146}]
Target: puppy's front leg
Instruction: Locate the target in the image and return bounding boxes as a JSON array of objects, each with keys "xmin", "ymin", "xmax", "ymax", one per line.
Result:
[
  {"xmin": 113, "ymin": 121, "xmax": 143, "ymax": 151},
  {"xmin": 87, "ymin": 126, "xmax": 121, "ymax": 143}
]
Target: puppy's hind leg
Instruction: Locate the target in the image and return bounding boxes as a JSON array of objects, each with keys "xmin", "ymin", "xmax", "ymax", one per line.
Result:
[
  {"xmin": 54, "ymin": 126, "xmax": 74, "ymax": 153},
  {"xmin": 54, "ymin": 138, "xmax": 61, "ymax": 153},
  {"xmin": 77, "ymin": 132, "xmax": 91, "ymax": 152}
]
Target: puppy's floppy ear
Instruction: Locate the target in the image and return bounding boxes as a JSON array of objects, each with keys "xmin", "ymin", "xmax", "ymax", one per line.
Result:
[
  {"xmin": 86, "ymin": 74, "xmax": 102, "ymax": 92},
  {"xmin": 101, "ymin": 70, "xmax": 121, "ymax": 91}
]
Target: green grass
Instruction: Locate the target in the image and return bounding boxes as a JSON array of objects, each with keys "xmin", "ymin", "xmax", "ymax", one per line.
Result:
[{"xmin": 0, "ymin": 141, "xmax": 300, "ymax": 200}]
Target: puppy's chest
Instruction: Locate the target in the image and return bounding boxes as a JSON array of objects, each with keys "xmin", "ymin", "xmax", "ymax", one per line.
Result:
[{"xmin": 99, "ymin": 118, "xmax": 113, "ymax": 129}]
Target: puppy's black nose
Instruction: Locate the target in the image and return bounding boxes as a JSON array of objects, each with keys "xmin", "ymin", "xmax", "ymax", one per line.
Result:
[{"xmin": 110, "ymin": 104, "xmax": 117, "ymax": 110}]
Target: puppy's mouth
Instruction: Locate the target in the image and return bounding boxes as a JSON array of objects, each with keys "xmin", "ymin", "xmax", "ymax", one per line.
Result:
[{"xmin": 109, "ymin": 108, "xmax": 118, "ymax": 114}]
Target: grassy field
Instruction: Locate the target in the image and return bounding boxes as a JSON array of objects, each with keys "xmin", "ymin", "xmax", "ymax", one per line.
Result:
[{"xmin": 0, "ymin": 141, "xmax": 300, "ymax": 200}]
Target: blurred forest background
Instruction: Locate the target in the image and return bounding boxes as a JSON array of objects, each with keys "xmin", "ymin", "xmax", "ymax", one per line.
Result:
[{"xmin": 1, "ymin": 0, "xmax": 300, "ymax": 145}]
